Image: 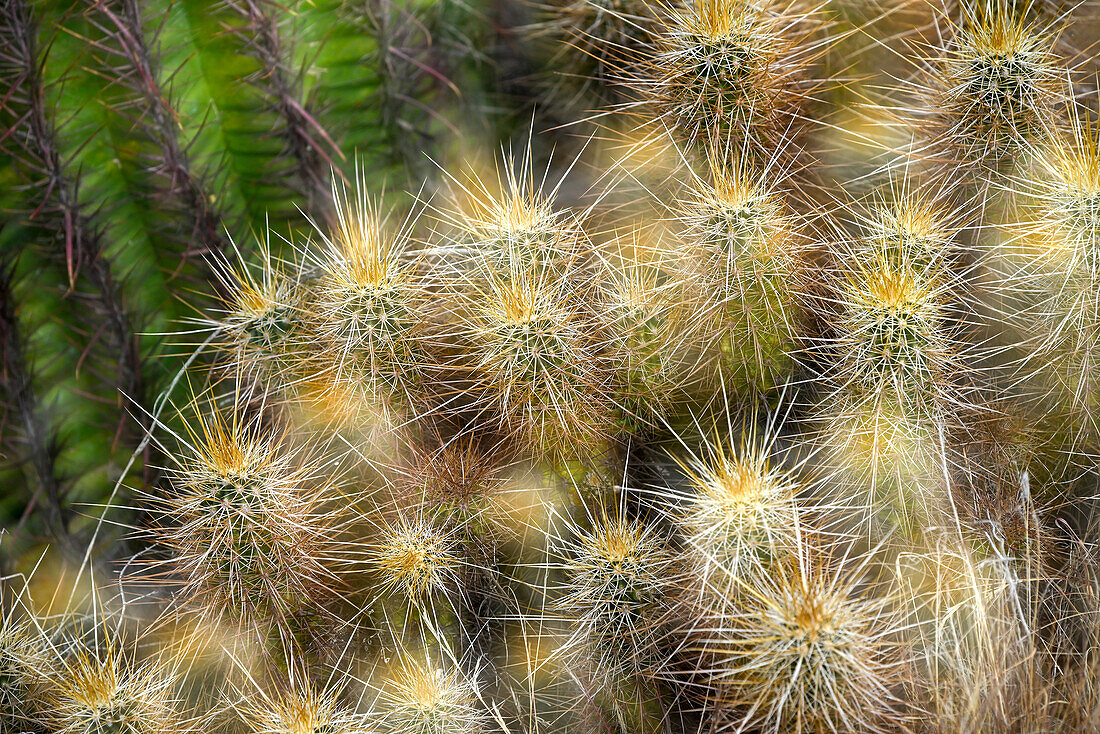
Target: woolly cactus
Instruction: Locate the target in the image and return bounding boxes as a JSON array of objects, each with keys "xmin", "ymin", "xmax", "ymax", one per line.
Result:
[
  {"xmin": 629, "ymin": 0, "xmax": 825, "ymax": 156},
  {"xmin": 914, "ymin": 2, "xmax": 1066, "ymax": 173},
  {"xmin": 693, "ymin": 544, "xmax": 905, "ymax": 734},
  {"xmin": 6, "ymin": 0, "xmax": 1100, "ymax": 733},
  {"xmin": 675, "ymin": 150, "xmax": 810, "ymax": 394},
  {"xmin": 670, "ymin": 428, "xmax": 802, "ymax": 592},
  {"xmin": 144, "ymin": 401, "xmax": 347, "ymax": 634},
  {"xmin": 380, "ymin": 657, "xmax": 486, "ymax": 734}
]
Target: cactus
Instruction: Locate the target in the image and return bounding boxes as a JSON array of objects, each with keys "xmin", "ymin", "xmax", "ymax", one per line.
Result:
[
  {"xmin": 695, "ymin": 542, "xmax": 906, "ymax": 734},
  {"xmin": 6, "ymin": 0, "xmax": 1100, "ymax": 732}
]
